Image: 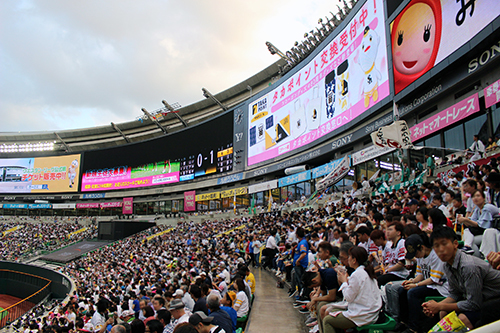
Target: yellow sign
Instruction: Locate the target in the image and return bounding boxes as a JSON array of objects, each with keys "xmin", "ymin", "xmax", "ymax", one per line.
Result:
[
  {"xmin": 67, "ymin": 227, "xmax": 87, "ymax": 239},
  {"xmin": 195, "ymin": 192, "xmax": 220, "ymax": 201},
  {"xmin": 144, "ymin": 228, "xmax": 174, "ymax": 242},
  {"xmin": 2, "ymin": 225, "xmax": 22, "ymax": 237},
  {"xmin": 217, "ymin": 147, "xmax": 233, "ymax": 158},
  {"xmin": 220, "ymin": 187, "xmax": 247, "ymax": 199}
]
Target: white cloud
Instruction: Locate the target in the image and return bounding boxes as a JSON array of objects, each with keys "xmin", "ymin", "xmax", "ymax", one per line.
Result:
[{"xmin": 0, "ymin": 0, "xmax": 340, "ymax": 132}]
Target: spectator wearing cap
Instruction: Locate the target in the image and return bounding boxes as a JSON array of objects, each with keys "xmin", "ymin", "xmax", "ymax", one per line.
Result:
[
  {"xmin": 120, "ymin": 310, "xmax": 135, "ymax": 324},
  {"xmin": 165, "ymin": 299, "xmax": 190, "ymax": 333},
  {"xmin": 220, "ymin": 292, "xmax": 237, "ymax": 331},
  {"xmin": 206, "ymin": 294, "xmax": 233, "ymax": 333},
  {"xmin": 407, "ymin": 199, "xmax": 419, "ymax": 215},
  {"xmin": 385, "ymin": 234, "xmax": 449, "ymax": 333},
  {"xmin": 189, "ymin": 311, "xmax": 225, "ymax": 333}
]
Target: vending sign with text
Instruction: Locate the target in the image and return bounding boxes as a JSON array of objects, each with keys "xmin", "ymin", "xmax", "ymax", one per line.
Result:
[
  {"xmin": 0, "ymin": 154, "xmax": 81, "ymax": 193},
  {"xmin": 81, "ymin": 161, "xmax": 181, "ymax": 192},
  {"xmin": 247, "ymin": 0, "xmax": 389, "ymax": 166},
  {"xmin": 391, "ymin": 0, "xmax": 500, "ymax": 94}
]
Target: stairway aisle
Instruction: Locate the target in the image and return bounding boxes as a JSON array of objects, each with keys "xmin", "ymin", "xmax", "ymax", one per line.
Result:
[{"xmin": 245, "ymin": 268, "xmax": 308, "ymax": 333}]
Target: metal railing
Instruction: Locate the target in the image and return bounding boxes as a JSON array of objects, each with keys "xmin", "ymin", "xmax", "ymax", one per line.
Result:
[{"xmin": 0, "ymin": 270, "xmax": 51, "ymax": 328}]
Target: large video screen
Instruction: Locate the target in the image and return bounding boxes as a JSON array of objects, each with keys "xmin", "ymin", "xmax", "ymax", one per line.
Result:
[
  {"xmin": 391, "ymin": 0, "xmax": 500, "ymax": 94},
  {"xmin": 81, "ymin": 113, "xmax": 233, "ymax": 191},
  {"xmin": 247, "ymin": 0, "xmax": 389, "ymax": 166},
  {"xmin": 0, "ymin": 154, "xmax": 81, "ymax": 193}
]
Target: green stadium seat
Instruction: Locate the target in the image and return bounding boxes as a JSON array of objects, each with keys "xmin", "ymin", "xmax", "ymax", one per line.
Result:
[
  {"xmin": 356, "ymin": 313, "xmax": 397, "ymax": 333},
  {"xmin": 237, "ymin": 315, "xmax": 248, "ymax": 322},
  {"xmin": 424, "ymin": 296, "xmax": 446, "ymax": 302},
  {"xmin": 235, "ymin": 329, "xmax": 242, "ymax": 333}
]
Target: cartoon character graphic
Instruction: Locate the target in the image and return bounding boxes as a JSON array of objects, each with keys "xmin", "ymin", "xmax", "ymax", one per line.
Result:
[
  {"xmin": 392, "ymin": 0, "xmax": 442, "ymax": 94},
  {"xmin": 324, "ymin": 69, "xmax": 336, "ymax": 118},
  {"xmin": 336, "ymin": 60, "xmax": 349, "ymax": 113},
  {"xmin": 357, "ymin": 26, "xmax": 382, "ymax": 108},
  {"xmin": 68, "ymin": 159, "xmax": 78, "ymax": 188}
]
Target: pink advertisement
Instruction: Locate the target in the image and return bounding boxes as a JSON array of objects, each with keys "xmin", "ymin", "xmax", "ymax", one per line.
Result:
[
  {"xmin": 101, "ymin": 202, "xmax": 122, "ymax": 208},
  {"xmin": 247, "ymin": 0, "xmax": 390, "ymax": 166},
  {"xmin": 81, "ymin": 162, "xmax": 180, "ymax": 192},
  {"xmin": 184, "ymin": 190, "xmax": 196, "ymax": 212},
  {"xmin": 76, "ymin": 203, "xmax": 99, "ymax": 209},
  {"xmin": 123, "ymin": 197, "xmax": 133, "ymax": 214},
  {"xmin": 484, "ymin": 79, "xmax": 500, "ymax": 108},
  {"xmin": 410, "ymin": 93, "xmax": 479, "ymax": 142}
]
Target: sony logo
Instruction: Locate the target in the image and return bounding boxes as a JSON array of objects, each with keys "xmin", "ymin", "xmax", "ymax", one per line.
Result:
[
  {"xmin": 468, "ymin": 41, "xmax": 500, "ymax": 73},
  {"xmin": 331, "ymin": 134, "xmax": 353, "ymax": 149}
]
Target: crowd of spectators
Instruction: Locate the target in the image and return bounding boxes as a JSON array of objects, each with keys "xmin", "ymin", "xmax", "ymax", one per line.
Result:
[{"xmin": 0, "ymin": 220, "xmax": 97, "ymax": 261}]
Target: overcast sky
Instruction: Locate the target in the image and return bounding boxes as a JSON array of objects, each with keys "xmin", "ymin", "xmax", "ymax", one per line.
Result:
[{"xmin": 0, "ymin": 0, "xmax": 340, "ymax": 133}]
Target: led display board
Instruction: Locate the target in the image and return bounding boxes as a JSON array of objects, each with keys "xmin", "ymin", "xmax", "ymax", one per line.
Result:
[
  {"xmin": 0, "ymin": 155, "xmax": 81, "ymax": 193},
  {"xmin": 391, "ymin": 0, "xmax": 500, "ymax": 95},
  {"xmin": 247, "ymin": 0, "xmax": 390, "ymax": 166},
  {"xmin": 81, "ymin": 113, "xmax": 233, "ymax": 192}
]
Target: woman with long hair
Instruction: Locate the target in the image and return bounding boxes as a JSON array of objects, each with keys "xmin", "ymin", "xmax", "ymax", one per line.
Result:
[
  {"xmin": 322, "ymin": 246, "xmax": 382, "ymax": 333},
  {"xmin": 458, "ymin": 190, "xmax": 500, "ymax": 255}
]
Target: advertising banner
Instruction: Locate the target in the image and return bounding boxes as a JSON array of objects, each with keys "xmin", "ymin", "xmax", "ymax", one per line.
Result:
[
  {"xmin": 409, "ymin": 93, "xmax": 479, "ymax": 142},
  {"xmin": 316, "ymin": 156, "xmax": 350, "ymax": 191},
  {"xmin": 247, "ymin": 0, "xmax": 390, "ymax": 166},
  {"xmin": 100, "ymin": 202, "xmax": 122, "ymax": 208},
  {"xmin": 123, "ymin": 197, "xmax": 133, "ymax": 215},
  {"xmin": 83, "ymin": 193, "xmax": 105, "ymax": 199},
  {"xmin": 184, "ymin": 191, "xmax": 196, "ymax": 212},
  {"xmin": 352, "ymin": 145, "xmax": 396, "ymax": 165},
  {"xmin": 248, "ymin": 180, "xmax": 278, "ymax": 194},
  {"xmin": 53, "ymin": 203, "xmax": 76, "ymax": 209},
  {"xmin": 484, "ymin": 78, "xmax": 500, "ymax": 108},
  {"xmin": 391, "ymin": 0, "xmax": 500, "ymax": 94},
  {"xmin": 81, "ymin": 162, "xmax": 180, "ymax": 192},
  {"xmin": 220, "ymin": 187, "xmax": 247, "ymax": 199},
  {"xmin": 278, "ymin": 170, "xmax": 311, "ymax": 187},
  {"xmin": 0, "ymin": 154, "xmax": 81, "ymax": 193},
  {"xmin": 311, "ymin": 158, "xmax": 344, "ymax": 179},
  {"xmin": 3, "ymin": 204, "xmax": 28, "ymax": 209},
  {"xmin": 28, "ymin": 203, "xmax": 52, "ymax": 209},
  {"xmin": 76, "ymin": 203, "xmax": 99, "ymax": 209},
  {"xmin": 195, "ymin": 192, "xmax": 220, "ymax": 202}
]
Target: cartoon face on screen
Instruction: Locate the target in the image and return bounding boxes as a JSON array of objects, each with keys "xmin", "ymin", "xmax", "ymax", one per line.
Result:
[
  {"xmin": 392, "ymin": 0, "xmax": 442, "ymax": 94},
  {"xmin": 358, "ymin": 26, "xmax": 381, "ymax": 108}
]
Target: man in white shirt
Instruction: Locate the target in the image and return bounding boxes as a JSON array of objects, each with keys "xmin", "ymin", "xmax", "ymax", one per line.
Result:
[
  {"xmin": 468, "ymin": 135, "xmax": 485, "ymax": 162},
  {"xmin": 165, "ymin": 300, "xmax": 191, "ymax": 333},
  {"xmin": 263, "ymin": 229, "xmax": 277, "ymax": 270}
]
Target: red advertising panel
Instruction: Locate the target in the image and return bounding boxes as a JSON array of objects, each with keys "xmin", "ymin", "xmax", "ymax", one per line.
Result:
[
  {"xmin": 391, "ymin": 0, "xmax": 500, "ymax": 94},
  {"xmin": 123, "ymin": 197, "xmax": 133, "ymax": 215},
  {"xmin": 184, "ymin": 190, "xmax": 196, "ymax": 212}
]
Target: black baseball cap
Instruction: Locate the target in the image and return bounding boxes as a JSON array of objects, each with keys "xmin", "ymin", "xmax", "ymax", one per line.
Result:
[
  {"xmin": 189, "ymin": 311, "xmax": 214, "ymax": 326},
  {"xmin": 405, "ymin": 234, "xmax": 423, "ymax": 260}
]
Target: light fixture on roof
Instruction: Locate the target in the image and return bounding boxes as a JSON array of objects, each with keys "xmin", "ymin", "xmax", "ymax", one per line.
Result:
[{"xmin": 202, "ymin": 88, "xmax": 228, "ymax": 111}]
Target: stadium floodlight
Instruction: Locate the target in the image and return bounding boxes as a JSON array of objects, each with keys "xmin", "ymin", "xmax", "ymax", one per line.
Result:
[
  {"xmin": 141, "ymin": 108, "xmax": 168, "ymax": 134},
  {"xmin": 111, "ymin": 122, "xmax": 130, "ymax": 143},
  {"xmin": 202, "ymin": 88, "xmax": 228, "ymax": 111},
  {"xmin": 265, "ymin": 41, "xmax": 290, "ymax": 62},
  {"xmin": 162, "ymin": 100, "xmax": 188, "ymax": 127}
]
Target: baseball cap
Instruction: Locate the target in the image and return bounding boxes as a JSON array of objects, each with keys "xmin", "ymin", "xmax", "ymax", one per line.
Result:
[
  {"xmin": 120, "ymin": 310, "xmax": 135, "ymax": 318},
  {"xmin": 405, "ymin": 234, "xmax": 423, "ymax": 260},
  {"xmin": 189, "ymin": 311, "xmax": 214, "ymax": 326},
  {"xmin": 168, "ymin": 299, "xmax": 185, "ymax": 311},
  {"xmin": 408, "ymin": 199, "xmax": 418, "ymax": 206},
  {"xmin": 174, "ymin": 289, "xmax": 184, "ymax": 297}
]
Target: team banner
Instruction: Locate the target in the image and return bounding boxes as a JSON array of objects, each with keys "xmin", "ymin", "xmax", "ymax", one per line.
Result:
[
  {"xmin": 0, "ymin": 155, "xmax": 81, "ymax": 193},
  {"xmin": 371, "ymin": 120, "xmax": 413, "ymax": 149},
  {"xmin": 391, "ymin": 0, "xmax": 500, "ymax": 94},
  {"xmin": 76, "ymin": 203, "xmax": 99, "ymax": 209},
  {"xmin": 184, "ymin": 191, "xmax": 196, "ymax": 212},
  {"xmin": 123, "ymin": 197, "xmax": 133, "ymax": 215},
  {"xmin": 247, "ymin": 0, "xmax": 389, "ymax": 166},
  {"xmin": 352, "ymin": 145, "xmax": 395, "ymax": 165},
  {"xmin": 311, "ymin": 158, "xmax": 344, "ymax": 179},
  {"xmin": 316, "ymin": 156, "xmax": 350, "ymax": 191}
]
